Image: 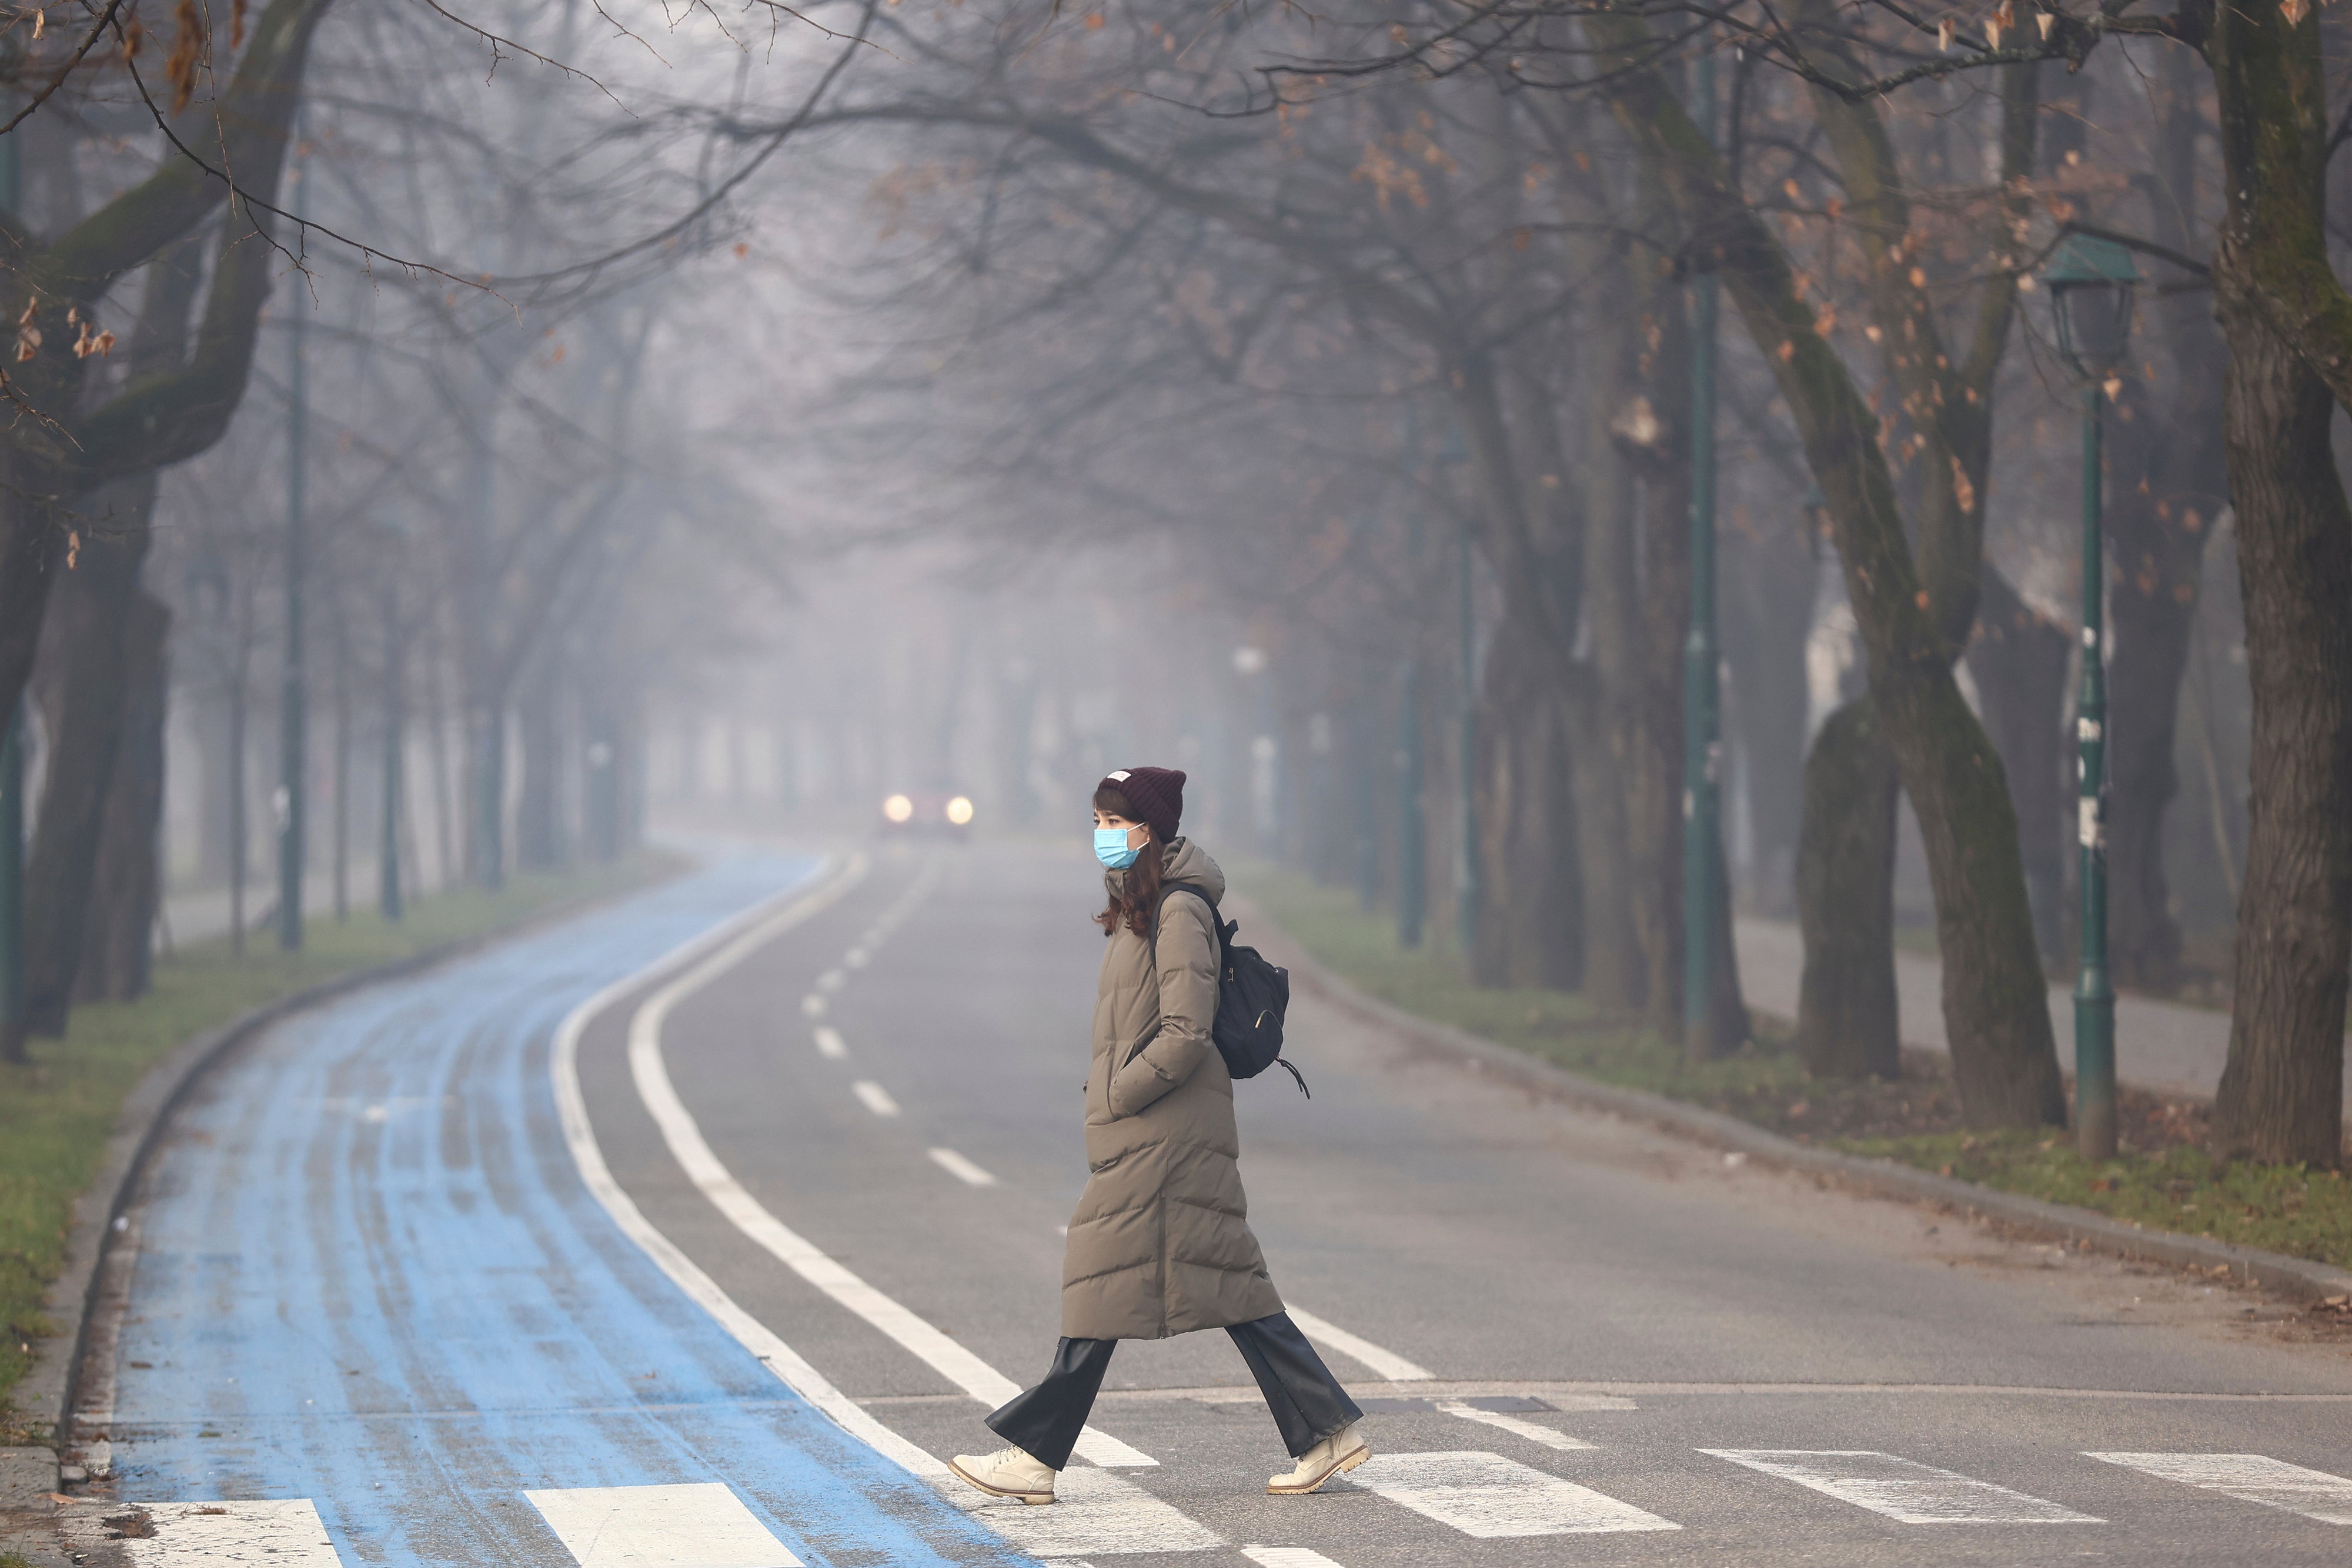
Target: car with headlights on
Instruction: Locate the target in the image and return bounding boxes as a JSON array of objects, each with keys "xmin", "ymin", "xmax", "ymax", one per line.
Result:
[{"xmin": 879, "ymin": 790, "xmax": 976, "ymax": 840}]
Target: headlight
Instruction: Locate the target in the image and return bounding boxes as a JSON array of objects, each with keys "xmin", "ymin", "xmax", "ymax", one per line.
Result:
[
  {"xmin": 883, "ymin": 794, "xmax": 914, "ymax": 823},
  {"xmin": 945, "ymin": 795, "xmax": 975, "ymax": 826}
]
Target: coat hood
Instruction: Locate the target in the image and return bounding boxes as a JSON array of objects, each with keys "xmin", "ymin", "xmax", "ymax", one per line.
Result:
[{"xmin": 1104, "ymin": 835, "xmax": 1226, "ymax": 907}]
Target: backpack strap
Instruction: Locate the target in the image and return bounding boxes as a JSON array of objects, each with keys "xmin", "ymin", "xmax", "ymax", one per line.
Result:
[{"xmin": 1145, "ymin": 882, "xmax": 1220, "ymax": 972}]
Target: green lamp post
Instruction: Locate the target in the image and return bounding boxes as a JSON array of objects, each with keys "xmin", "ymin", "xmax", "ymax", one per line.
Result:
[
  {"xmin": 1683, "ymin": 46, "xmax": 1726, "ymax": 1063},
  {"xmin": 2043, "ymin": 233, "xmax": 2140, "ymax": 1161}
]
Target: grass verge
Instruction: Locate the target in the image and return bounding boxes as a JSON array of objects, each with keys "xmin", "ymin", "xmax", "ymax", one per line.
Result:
[
  {"xmin": 0, "ymin": 851, "xmax": 679, "ymax": 1437},
  {"xmin": 1239, "ymin": 861, "xmax": 2352, "ymax": 1275}
]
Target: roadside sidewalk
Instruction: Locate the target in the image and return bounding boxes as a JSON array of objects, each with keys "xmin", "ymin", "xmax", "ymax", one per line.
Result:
[
  {"xmin": 1734, "ymin": 916, "xmax": 2352, "ymax": 1112},
  {"xmin": 160, "ymin": 861, "xmax": 383, "ymax": 948}
]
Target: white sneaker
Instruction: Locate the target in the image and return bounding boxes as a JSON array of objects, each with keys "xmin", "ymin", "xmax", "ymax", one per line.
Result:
[
  {"xmin": 1267, "ymin": 1422, "xmax": 1370, "ymax": 1495},
  {"xmin": 949, "ymin": 1445, "xmax": 1057, "ymax": 1505}
]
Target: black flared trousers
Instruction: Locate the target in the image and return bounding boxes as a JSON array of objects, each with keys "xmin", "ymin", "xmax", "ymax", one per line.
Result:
[{"xmin": 985, "ymin": 1311, "xmax": 1361, "ymax": 1470}]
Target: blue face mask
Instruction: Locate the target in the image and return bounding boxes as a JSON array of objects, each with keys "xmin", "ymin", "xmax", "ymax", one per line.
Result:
[{"xmin": 1094, "ymin": 826, "xmax": 1141, "ymax": 870}]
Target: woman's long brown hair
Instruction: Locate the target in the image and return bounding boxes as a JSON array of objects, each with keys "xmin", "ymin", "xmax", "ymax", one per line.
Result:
[{"xmin": 1093, "ymin": 788, "xmax": 1163, "ymax": 938}]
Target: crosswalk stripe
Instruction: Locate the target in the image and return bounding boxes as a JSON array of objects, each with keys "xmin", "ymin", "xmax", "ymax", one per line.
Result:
[
  {"xmin": 1287, "ymin": 1307, "xmax": 1433, "ymax": 1382},
  {"xmin": 1434, "ymin": 1399, "xmax": 1596, "ymax": 1451},
  {"xmin": 112, "ymin": 1499, "xmax": 342, "ymax": 1566},
  {"xmin": 1241, "ymin": 1547, "xmax": 1348, "ymax": 1567},
  {"xmin": 1340, "ymin": 1450, "xmax": 1680, "ymax": 1537},
  {"xmin": 526, "ymin": 1483, "xmax": 801, "ymax": 1567},
  {"xmin": 1702, "ymin": 1449, "xmax": 2101, "ymax": 1524},
  {"xmin": 928, "ymin": 1146, "xmax": 1000, "ymax": 1186},
  {"xmin": 2086, "ymin": 1452, "xmax": 2352, "ymax": 1524},
  {"xmin": 957, "ymin": 1466, "xmax": 1222, "ymax": 1556}
]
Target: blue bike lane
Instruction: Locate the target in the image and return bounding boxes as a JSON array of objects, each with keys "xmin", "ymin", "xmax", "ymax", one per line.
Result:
[{"xmin": 96, "ymin": 850, "xmax": 1030, "ymax": 1566}]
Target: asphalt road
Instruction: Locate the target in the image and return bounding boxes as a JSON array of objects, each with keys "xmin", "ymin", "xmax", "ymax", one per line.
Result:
[{"xmin": 86, "ymin": 840, "xmax": 2352, "ymax": 1567}]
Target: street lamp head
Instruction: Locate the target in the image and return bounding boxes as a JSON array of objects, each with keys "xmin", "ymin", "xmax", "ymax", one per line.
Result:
[{"xmin": 2043, "ymin": 235, "xmax": 2140, "ymax": 376}]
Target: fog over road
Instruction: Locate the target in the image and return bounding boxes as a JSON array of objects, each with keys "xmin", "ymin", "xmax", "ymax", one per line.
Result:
[{"xmin": 88, "ymin": 842, "xmax": 2352, "ymax": 1566}]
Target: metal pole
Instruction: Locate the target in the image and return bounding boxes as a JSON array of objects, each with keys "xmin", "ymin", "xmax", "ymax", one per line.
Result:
[
  {"xmin": 2074, "ymin": 382, "xmax": 2116, "ymax": 1159},
  {"xmin": 0, "ymin": 706, "xmax": 23, "ymax": 1062},
  {"xmin": 1456, "ymin": 527, "xmax": 1479, "ymax": 955},
  {"xmin": 277, "ymin": 115, "xmax": 309, "ymax": 952},
  {"xmin": 1398, "ymin": 656, "xmax": 1425, "ymax": 950},
  {"xmin": 379, "ymin": 582, "xmax": 404, "ymax": 922},
  {"xmin": 1, "ymin": 105, "xmax": 25, "ymax": 1055},
  {"xmin": 1682, "ymin": 47, "xmax": 1725, "ymax": 1061}
]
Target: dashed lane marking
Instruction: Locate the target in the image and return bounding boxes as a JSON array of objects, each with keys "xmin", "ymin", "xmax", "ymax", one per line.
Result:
[
  {"xmin": 1703, "ymin": 1449, "xmax": 2102, "ymax": 1524},
  {"xmin": 1339, "ymin": 1450, "xmax": 1679, "ymax": 1537},
  {"xmin": 110, "ymin": 1499, "xmax": 342, "ymax": 1566},
  {"xmin": 813, "ymin": 1027, "xmax": 847, "ymax": 1059},
  {"xmin": 844, "ymin": 947, "xmax": 870, "ymax": 968},
  {"xmin": 626, "ymin": 884, "xmax": 1157, "ymax": 1470},
  {"xmin": 1287, "ymin": 1307, "xmax": 1433, "ymax": 1382},
  {"xmin": 1435, "ymin": 1398, "xmax": 1596, "ymax": 1451},
  {"xmin": 2086, "ymin": 1452, "xmax": 2352, "ymax": 1524},
  {"xmin": 800, "ymin": 994, "xmax": 827, "ymax": 1018},
  {"xmin": 929, "ymin": 1147, "xmax": 1000, "ymax": 1187},
  {"xmin": 524, "ymin": 1482, "xmax": 801, "ymax": 1566},
  {"xmin": 852, "ymin": 1079, "xmax": 902, "ymax": 1118},
  {"xmin": 818, "ymin": 968, "xmax": 847, "ymax": 992}
]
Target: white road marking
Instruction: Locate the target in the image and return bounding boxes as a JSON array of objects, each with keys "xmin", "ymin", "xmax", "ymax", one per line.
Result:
[
  {"xmin": 818, "ymin": 968, "xmax": 846, "ymax": 992},
  {"xmin": 552, "ymin": 857, "xmax": 946, "ymax": 1482},
  {"xmin": 800, "ymin": 994, "xmax": 826, "ymax": 1018},
  {"xmin": 1340, "ymin": 1451, "xmax": 1678, "ymax": 1537},
  {"xmin": 1435, "ymin": 1399, "xmax": 1596, "ymax": 1450},
  {"xmin": 626, "ymin": 892, "xmax": 1157, "ymax": 1470},
  {"xmin": 1703, "ymin": 1450, "xmax": 2101, "ymax": 1523},
  {"xmin": 2086, "ymin": 1452, "xmax": 2352, "ymax": 1524},
  {"xmin": 844, "ymin": 947, "xmax": 870, "ymax": 968},
  {"xmin": 852, "ymin": 1080, "xmax": 901, "ymax": 1118},
  {"xmin": 929, "ymin": 1147, "xmax": 1000, "ymax": 1186},
  {"xmin": 1241, "ymin": 1548, "xmax": 1348, "ymax": 1567},
  {"xmin": 1287, "ymin": 1307, "xmax": 1433, "ymax": 1382},
  {"xmin": 117, "ymin": 1499, "xmax": 342, "ymax": 1566},
  {"xmin": 960, "ymin": 1466, "xmax": 1220, "ymax": 1556},
  {"xmin": 525, "ymin": 1483, "xmax": 800, "ymax": 1566},
  {"xmin": 813, "ymin": 1027, "xmax": 847, "ymax": 1060}
]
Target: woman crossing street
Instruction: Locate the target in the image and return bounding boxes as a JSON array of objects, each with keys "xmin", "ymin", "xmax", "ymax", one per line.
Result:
[{"xmin": 950, "ymin": 765, "xmax": 1368, "ymax": 1505}]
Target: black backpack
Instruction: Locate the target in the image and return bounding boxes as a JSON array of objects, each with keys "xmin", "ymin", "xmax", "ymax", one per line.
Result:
[{"xmin": 1151, "ymin": 884, "xmax": 1307, "ymax": 1096}]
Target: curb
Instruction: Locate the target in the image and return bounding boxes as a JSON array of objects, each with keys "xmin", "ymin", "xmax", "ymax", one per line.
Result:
[
  {"xmin": 12, "ymin": 858, "xmax": 689, "ymax": 1449},
  {"xmin": 1243, "ymin": 901, "xmax": 2352, "ymax": 1308}
]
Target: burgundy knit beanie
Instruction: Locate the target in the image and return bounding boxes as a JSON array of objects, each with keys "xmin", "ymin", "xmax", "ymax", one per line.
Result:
[{"xmin": 1098, "ymin": 767, "xmax": 1186, "ymax": 845}]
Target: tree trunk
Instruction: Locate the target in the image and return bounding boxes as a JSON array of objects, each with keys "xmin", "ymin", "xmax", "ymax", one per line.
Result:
[
  {"xmin": 515, "ymin": 657, "xmax": 566, "ymax": 872},
  {"xmin": 0, "ymin": 0, "xmax": 333, "ymax": 742},
  {"xmin": 1595, "ymin": 34, "xmax": 2065, "ymax": 1126},
  {"xmin": 1796, "ymin": 698, "xmax": 1901, "ymax": 1077},
  {"xmin": 76, "ymin": 591, "xmax": 169, "ymax": 1004},
  {"xmin": 466, "ymin": 701, "xmax": 508, "ymax": 890},
  {"xmin": 1472, "ymin": 613, "xmax": 1585, "ymax": 991},
  {"xmin": 2204, "ymin": 1, "xmax": 2352, "ymax": 1167},
  {"xmin": 2209, "ymin": 293, "xmax": 2352, "ymax": 1165},
  {"xmin": 1722, "ymin": 510, "xmax": 1816, "ymax": 916},
  {"xmin": 227, "ymin": 628, "xmax": 250, "ymax": 957},
  {"xmin": 1967, "ymin": 567, "xmax": 2072, "ymax": 968},
  {"xmin": 22, "ymin": 475, "xmax": 160, "ymax": 1032},
  {"xmin": 2100, "ymin": 45, "xmax": 2230, "ymax": 995}
]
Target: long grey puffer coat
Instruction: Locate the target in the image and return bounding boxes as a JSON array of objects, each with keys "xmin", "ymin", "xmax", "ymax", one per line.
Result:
[{"xmin": 1061, "ymin": 837, "xmax": 1284, "ymax": 1340}]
